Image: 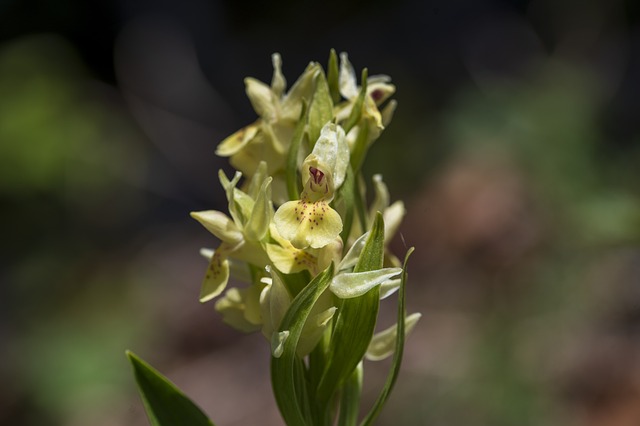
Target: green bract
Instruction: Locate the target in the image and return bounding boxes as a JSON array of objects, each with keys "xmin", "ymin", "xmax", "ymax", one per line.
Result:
[{"xmin": 129, "ymin": 51, "xmax": 421, "ymax": 426}]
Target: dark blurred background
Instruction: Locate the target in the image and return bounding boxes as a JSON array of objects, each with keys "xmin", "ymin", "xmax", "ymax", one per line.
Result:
[{"xmin": 2, "ymin": 0, "xmax": 640, "ymax": 425}]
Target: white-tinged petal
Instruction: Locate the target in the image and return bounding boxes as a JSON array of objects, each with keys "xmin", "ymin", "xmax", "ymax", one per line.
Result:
[
  {"xmin": 365, "ymin": 313, "xmax": 422, "ymax": 361},
  {"xmin": 304, "ymin": 123, "xmax": 349, "ymax": 192},
  {"xmin": 379, "ymin": 278, "xmax": 401, "ymax": 299},
  {"xmin": 339, "ymin": 52, "xmax": 358, "ymax": 99},
  {"xmin": 190, "ymin": 210, "xmax": 243, "ymax": 244},
  {"xmin": 338, "ymin": 231, "xmax": 370, "ymax": 271},
  {"xmin": 383, "ymin": 201, "xmax": 406, "ymax": 245},
  {"xmin": 368, "ymin": 174, "xmax": 390, "ymax": 225},
  {"xmin": 330, "ymin": 267, "xmax": 402, "ymax": 299},
  {"xmin": 245, "ymin": 77, "xmax": 275, "ymax": 120},
  {"xmin": 271, "ymin": 330, "xmax": 290, "ymax": 358},
  {"xmin": 199, "ymin": 247, "xmax": 214, "ymax": 259}
]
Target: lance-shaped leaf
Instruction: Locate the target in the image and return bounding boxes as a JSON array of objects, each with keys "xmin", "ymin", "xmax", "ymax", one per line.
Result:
[
  {"xmin": 271, "ymin": 264, "xmax": 334, "ymax": 426},
  {"xmin": 330, "ymin": 267, "xmax": 402, "ymax": 299},
  {"xmin": 308, "ymin": 70, "xmax": 333, "ymax": 148},
  {"xmin": 286, "ymin": 101, "xmax": 308, "ymax": 201},
  {"xmin": 317, "ymin": 213, "xmax": 385, "ymax": 408},
  {"xmin": 127, "ymin": 351, "xmax": 215, "ymax": 426},
  {"xmin": 327, "ymin": 49, "xmax": 341, "ymax": 104},
  {"xmin": 360, "ymin": 247, "xmax": 416, "ymax": 426}
]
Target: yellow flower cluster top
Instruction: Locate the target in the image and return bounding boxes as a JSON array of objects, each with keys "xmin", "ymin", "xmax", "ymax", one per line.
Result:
[{"xmin": 191, "ymin": 51, "xmax": 419, "ymax": 360}]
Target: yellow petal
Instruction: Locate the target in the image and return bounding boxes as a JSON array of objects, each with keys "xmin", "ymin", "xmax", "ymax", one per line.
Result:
[
  {"xmin": 266, "ymin": 224, "xmax": 319, "ymax": 274},
  {"xmin": 199, "ymin": 247, "xmax": 230, "ymax": 303},
  {"xmin": 245, "ymin": 77, "xmax": 275, "ymax": 120},
  {"xmin": 216, "ymin": 122, "xmax": 259, "ymax": 157},
  {"xmin": 273, "ymin": 198, "xmax": 343, "ymax": 249},
  {"xmin": 190, "ymin": 210, "xmax": 243, "ymax": 244},
  {"xmin": 244, "ymin": 177, "xmax": 273, "ymax": 242}
]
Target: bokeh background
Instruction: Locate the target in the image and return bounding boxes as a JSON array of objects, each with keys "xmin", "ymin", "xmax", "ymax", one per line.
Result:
[{"xmin": 2, "ymin": 0, "xmax": 640, "ymax": 425}]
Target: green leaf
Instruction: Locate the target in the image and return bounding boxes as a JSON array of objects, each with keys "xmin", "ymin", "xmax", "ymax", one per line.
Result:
[
  {"xmin": 360, "ymin": 247, "xmax": 415, "ymax": 426},
  {"xmin": 308, "ymin": 70, "xmax": 334, "ymax": 148},
  {"xmin": 330, "ymin": 268, "xmax": 402, "ymax": 299},
  {"xmin": 126, "ymin": 351, "xmax": 215, "ymax": 426},
  {"xmin": 286, "ymin": 100, "xmax": 308, "ymax": 201},
  {"xmin": 271, "ymin": 264, "xmax": 335, "ymax": 426},
  {"xmin": 317, "ymin": 213, "xmax": 385, "ymax": 408},
  {"xmin": 337, "ymin": 363, "xmax": 363, "ymax": 426},
  {"xmin": 327, "ymin": 49, "xmax": 341, "ymax": 104},
  {"xmin": 349, "ymin": 119, "xmax": 370, "ymax": 172},
  {"xmin": 343, "ymin": 68, "xmax": 368, "ymax": 134}
]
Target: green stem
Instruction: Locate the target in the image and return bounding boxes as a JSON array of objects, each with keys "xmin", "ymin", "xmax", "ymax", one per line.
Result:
[{"xmin": 338, "ymin": 363, "xmax": 363, "ymax": 426}]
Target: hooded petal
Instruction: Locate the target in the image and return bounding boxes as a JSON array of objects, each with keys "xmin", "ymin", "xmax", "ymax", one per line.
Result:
[{"xmin": 303, "ymin": 123, "xmax": 349, "ymax": 192}]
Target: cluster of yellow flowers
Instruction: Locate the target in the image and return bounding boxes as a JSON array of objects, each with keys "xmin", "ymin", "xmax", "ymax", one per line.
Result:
[{"xmin": 191, "ymin": 51, "xmax": 419, "ymax": 362}]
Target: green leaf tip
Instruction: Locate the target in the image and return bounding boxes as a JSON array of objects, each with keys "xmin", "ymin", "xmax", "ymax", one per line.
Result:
[{"xmin": 127, "ymin": 350, "xmax": 216, "ymax": 426}]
